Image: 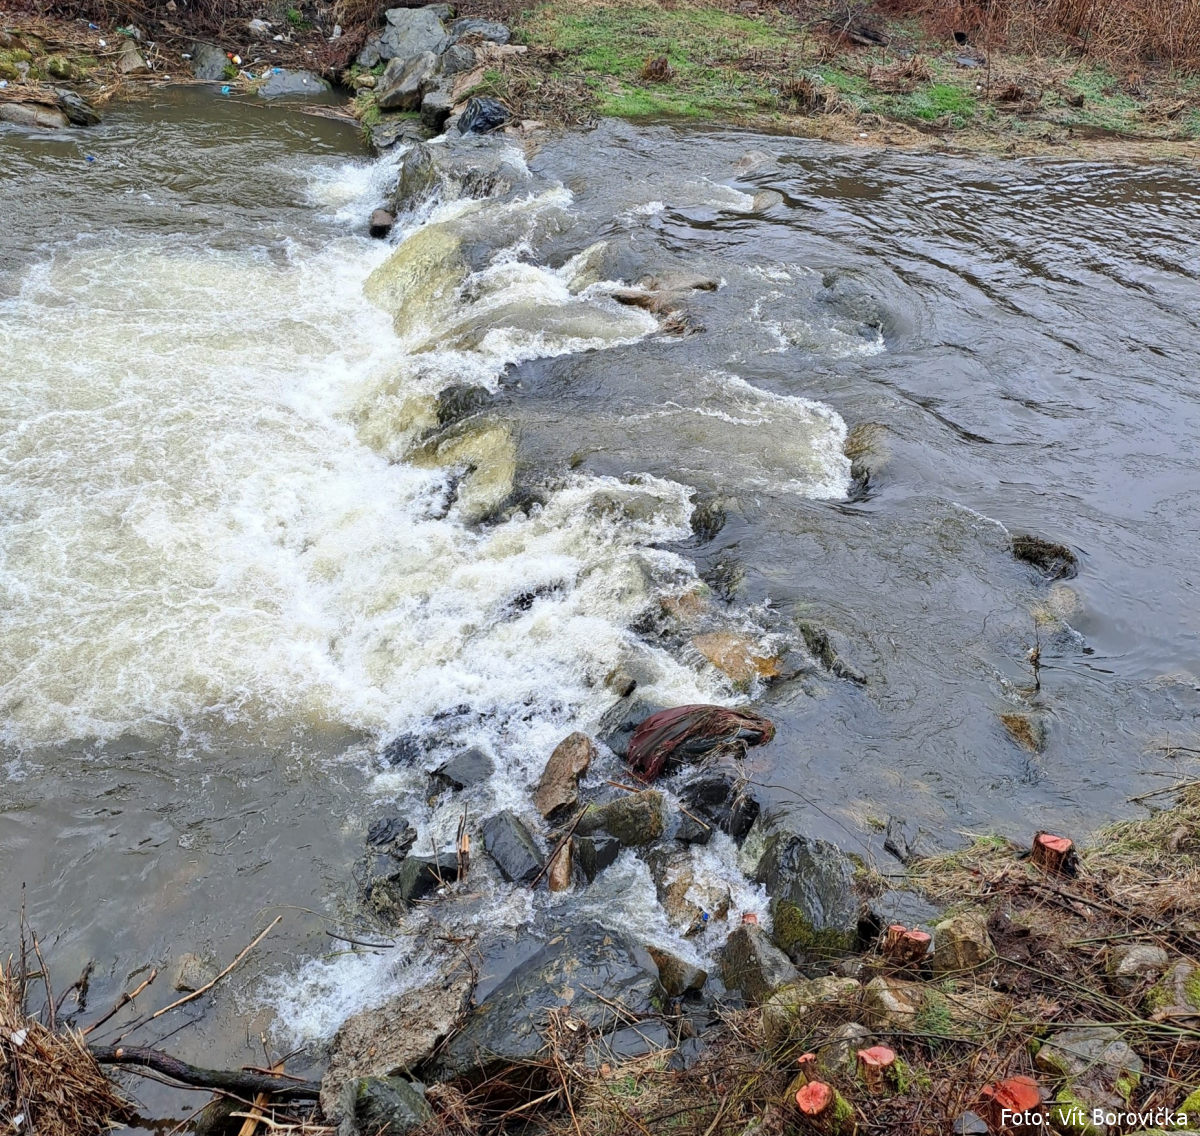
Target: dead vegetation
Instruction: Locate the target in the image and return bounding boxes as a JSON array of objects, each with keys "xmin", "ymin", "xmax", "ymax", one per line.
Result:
[
  {"xmin": 0, "ymin": 953, "xmax": 128, "ymax": 1136},
  {"xmin": 402, "ymin": 780, "xmax": 1200, "ymax": 1136},
  {"xmin": 873, "ymin": 0, "xmax": 1200, "ymax": 73}
]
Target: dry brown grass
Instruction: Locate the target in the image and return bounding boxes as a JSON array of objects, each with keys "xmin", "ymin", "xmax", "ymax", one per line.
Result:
[
  {"xmin": 875, "ymin": 0, "xmax": 1200, "ymax": 72},
  {"xmin": 0, "ymin": 958, "xmax": 128, "ymax": 1136}
]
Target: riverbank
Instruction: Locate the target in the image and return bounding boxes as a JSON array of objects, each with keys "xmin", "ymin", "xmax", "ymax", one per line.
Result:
[{"xmin": 4, "ymin": 2, "xmax": 1200, "ymax": 160}]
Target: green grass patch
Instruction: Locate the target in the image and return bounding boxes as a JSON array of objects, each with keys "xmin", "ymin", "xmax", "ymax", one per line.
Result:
[
  {"xmin": 516, "ymin": 2, "xmax": 801, "ymax": 118},
  {"xmin": 902, "ymin": 82, "xmax": 978, "ymax": 125}
]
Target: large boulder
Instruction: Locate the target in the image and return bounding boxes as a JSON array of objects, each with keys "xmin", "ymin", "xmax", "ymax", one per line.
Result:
[
  {"xmin": 575, "ymin": 791, "xmax": 665, "ymax": 847},
  {"xmin": 753, "ymin": 828, "xmax": 860, "ymax": 959},
  {"xmin": 257, "ymin": 69, "xmax": 331, "ymax": 98},
  {"xmin": 437, "ymin": 924, "xmax": 661, "ymax": 1080},
  {"xmin": 358, "ymin": 6, "xmax": 448, "ymax": 68},
  {"xmin": 376, "ymin": 51, "xmax": 441, "ymax": 112},
  {"xmin": 534, "ymin": 732, "xmax": 595, "ymax": 820},
  {"xmin": 720, "ymin": 923, "xmax": 798, "ymax": 1004},
  {"xmin": 320, "ymin": 969, "xmax": 473, "ymax": 1121}
]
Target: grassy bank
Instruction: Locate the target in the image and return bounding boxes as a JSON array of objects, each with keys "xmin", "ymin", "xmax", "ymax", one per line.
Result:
[{"xmin": 459, "ymin": 0, "xmax": 1200, "ymax": 153}]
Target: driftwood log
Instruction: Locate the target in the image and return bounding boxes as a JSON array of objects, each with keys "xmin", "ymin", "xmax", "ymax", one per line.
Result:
[{"xmin": 89, "ymin": 1045, "xmax": 320, "ymax": 1099}]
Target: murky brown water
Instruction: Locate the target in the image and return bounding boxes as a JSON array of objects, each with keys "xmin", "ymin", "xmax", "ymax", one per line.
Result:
[{"xmin": 2, "ymin": 88, "xmax": 1198, "ymax": 1128}]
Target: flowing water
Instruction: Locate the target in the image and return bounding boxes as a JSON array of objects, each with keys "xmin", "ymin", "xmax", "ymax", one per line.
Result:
[{"xmin": 2, "ymin": 87, "xmax": 1199, "ymax": 1126}]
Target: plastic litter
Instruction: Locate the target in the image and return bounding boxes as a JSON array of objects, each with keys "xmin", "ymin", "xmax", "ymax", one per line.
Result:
[
  {"xmin": 220, "ymin": 85, "xmax": 231, "ymax": 95},
  {"xmin": 98, "ymin": 38, "xmax": 107, "ymax": 47},
  {"xmin": 85, "ymin": 155, "xmax": 95, "ymax": 162},
  {"xmin": 0, "ymin": 80, "xmax": 7, "ymax": 89}
]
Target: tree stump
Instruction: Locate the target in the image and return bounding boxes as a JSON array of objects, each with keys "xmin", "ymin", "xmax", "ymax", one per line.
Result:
[
  {"xmin": 1031, "ymin": 832, "xmax": 1075, "ymax": 875},
  {"xmin": 856, "ymin": 1045, "xmax": 896, "ymax": 1094},
  {"xmin": 978, "ymin": 1075, "xmax": 1041, "ymax": 1131},
  {"xmin": 793, "ymin": 1081, "xmax": 853, "ymax": 1134},
  {"xmin": 882, "ymin": 923, "xmax": 931, "ymax": 965}
]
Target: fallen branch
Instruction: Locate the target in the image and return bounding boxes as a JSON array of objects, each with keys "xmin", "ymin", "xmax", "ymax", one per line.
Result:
[
  {"xmin": 89, "ymin": 1044, "xmax": 320, "ymax": 1099},
  {"xmin": 149, "ymin": 916, "xmax": 283, "ymax": 1022},
  {"xmin": 82, "ymin": 969, "xmax": 158, "ymax": 1037}
]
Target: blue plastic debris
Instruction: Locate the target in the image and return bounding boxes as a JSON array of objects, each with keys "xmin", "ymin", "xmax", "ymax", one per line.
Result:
[
  {"xmin": 85, "ymin": 155, "xmax": 95, "ymax": 162},
  {"xmin": 220, "ymin": 84, "xmax": 231, "ymax": 95}
]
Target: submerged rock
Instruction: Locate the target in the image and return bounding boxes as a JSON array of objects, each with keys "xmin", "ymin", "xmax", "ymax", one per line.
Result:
[
  {"xmin": 720, "ymin": 922, "xmax": 798, "ymax": 1004},
  {"xmin": 481, "ymin": 810, "xmax": 544, "ymax": 883},
  {"xmin": 1012, "ymin": 534, "xmax": 1079, "ymax": 580},
  {"xmin": 437, "ymin": 923, "xmax": 660, "ymax": 1080},
  {"xmin": 534, "ymin": 732, "xmax": 595, "ymax": 820},
  {"xmin": 883, "ymin": 815, "xmax": 927, "ymax": 865},
  {"xmin": 171, "ymin": 952, "xmax": 216, "ymax": 993},
  {"xmin": 646, "ymin": 845, "xmax": 730, "ymax": 936},
  {"xmin": 575, "ymin": 791, "xmax": 665, "ymax": 847},
  {"xmin": 320, "ymin": 969, "xmax": 472, "ymax": 1121},
  {"xmin": 799, "ymin": 621, "xmax": 867, "ymax": 685},
  {"xmin": 753, "ymin": 827, "xmax": 860, "ymax": 959},
  {"xmin": 691, "ymin": 631, "xmax": 783, "ymax": 689}
]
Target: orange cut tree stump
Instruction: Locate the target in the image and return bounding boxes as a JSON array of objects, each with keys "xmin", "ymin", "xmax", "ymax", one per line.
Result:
[{"xmin": 1031, "ymin": 832, "xmax": 1075, "ymax": 875}]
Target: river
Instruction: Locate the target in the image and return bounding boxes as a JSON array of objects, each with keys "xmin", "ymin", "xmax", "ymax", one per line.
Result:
[{"xmin": 1, "ymin": 87, "xmax": 1198, "ymax": 1128}]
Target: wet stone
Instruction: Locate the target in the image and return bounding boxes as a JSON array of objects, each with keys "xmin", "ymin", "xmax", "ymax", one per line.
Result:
[
  {"xmin": 534, "ymin": 731, "xmax": 595, "ymax": 820},
  {"xmin": 376, "ymin": 51, "xmax": 440, "ymax": 112},
  {"xmin": 720, "ymin": 923, "xmax": 799, "ymax": 1004},
  {"xmin": 457, "ymin": 95, "xmax": 511, "ymax": 135},
  {"xmin": 365, "ymin": 853, "xmax": 460, "ymax": 918},
  {"xmin": 753, "ymin": 827, "xmax": 860, "ymax": 959},
  {"xmin": 435, "ymin": 383, "xmax": 494, "ymax": 426},
  {"xmin": 647, "ymin": 945, "xmax": 707, "ymax": 997},
  {"xmin": 171, "ymin": 952, "xmax": 216, "ymax": 993},
  {"xmin": 481, "ymin": 810, "xmax": 544, "ymax": 883},
  {"xmin": 320, "ymin": 969, "xmax": 472, "ymax": 1121},
  {"xmin": 346, "ymin": 1076, "xmax": 431, "ymax": 1135},
  {"xmin": 366, "ymin": 818, "xmax": 416, "ymax": 851},
  {"xmin": 575, "ymin": 791, "xmax": 665, "ymax": 847},
  {"xmin": 680, "ymin": 772, "xmax": 760, "ymax": 843},
  {"xmin": 597, "ymin": 697, "xmax": 664, "ymax": 758},
  {"xmin": 369, "ymin": 209, "xmax": 395, "ymax": 239},
  {"xmin": 432, "ymin": 746, "xmax": 493, "ymax": 790},
  {"xmin": 883, "ymin": 815, "xmax": 927, "ymax": 865},
  {"xmin": 381, "ymin": 733, "xmax": 422, "ymax": 766},
  {"xmin": 436, "ymin": 923, "xmax": 661, "ymax": 1080},
  {"xmin": 574, "ymin": 834, "xmax": 621, "ymax": 882}
]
